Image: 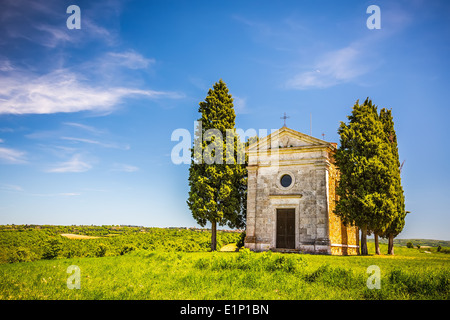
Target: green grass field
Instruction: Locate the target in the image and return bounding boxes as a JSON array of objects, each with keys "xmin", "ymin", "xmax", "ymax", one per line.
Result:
[{"xmin": 1, "ymin": 242, "xmax": 448, "ymax": 300}]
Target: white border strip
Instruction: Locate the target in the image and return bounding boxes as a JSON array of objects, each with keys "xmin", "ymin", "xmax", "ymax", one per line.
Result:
[{"xmin": 331, "ymin": 243, "xmax": 360, "ymax": 248}]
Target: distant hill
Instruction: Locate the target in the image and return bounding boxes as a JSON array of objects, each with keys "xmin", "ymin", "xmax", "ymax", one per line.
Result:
[{"xmin": 368, "ymin": 238, "xmax": 450, "ymax": 247}]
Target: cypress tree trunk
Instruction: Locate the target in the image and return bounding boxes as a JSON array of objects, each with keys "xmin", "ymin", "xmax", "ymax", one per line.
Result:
[
  {"xmin": 388, "ymin": 233, "xmax": 394, "ymax": 255},
  {"xmin": 360, "ymin": 225, "xmax": 368, "ymax": 255},
  {"xmin": 211, "ymin": 220, "xmax": 217, "ymax": 252},
  {"xmin": 374, "ymin": 233, "xmax": 380, "ymax": 255}
]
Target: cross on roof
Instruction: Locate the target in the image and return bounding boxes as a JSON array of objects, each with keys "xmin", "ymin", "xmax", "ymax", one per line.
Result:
[{"xmin": 280, "ymin": 112, "xmax": 290, "ymax": 127}]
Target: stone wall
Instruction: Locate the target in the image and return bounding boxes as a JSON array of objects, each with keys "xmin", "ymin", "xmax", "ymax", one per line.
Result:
[{"xmin": 327, "ymin": 157, "xmax": 359, "ymax": 255}]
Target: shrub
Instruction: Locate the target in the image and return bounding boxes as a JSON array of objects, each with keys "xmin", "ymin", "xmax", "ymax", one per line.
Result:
[
  {"xmin": 304, "ymin": 264, "xmax": 358, "ymax": 288},
  {"xmin": 63, "ymin": 248, "xmax": 76, "ymax": 258},
  {"xmin": 8, "ymin": 247, "xmax": 35, "ymax": 263},
  {"xmin": 266, "ymin": 255, "xmax": 298, "ymax": 273},
  {"xmin": 42, "ymin": 238, "xmax": 62, "ymax": 260},
  {"xmin": 194, "ymin": 257, "xmax": 210, "ymax": 269},
  {"xmin": 95, "ymin": 243, "xmax": 108, "ymax": 257},
  {"xmin": 120, "ymin": 244, "xmax": 137, "ymax": 255},
  {"xmin": 304, "ymin": 264, "xmax": 330, "ymax": 283},
  {"xmin": 388, "ymin": 269, "xmax": 450, "ymax": 298},
  {"xmin": 406, "ymin": 242, "xmax": 414, "ymax": 248}
]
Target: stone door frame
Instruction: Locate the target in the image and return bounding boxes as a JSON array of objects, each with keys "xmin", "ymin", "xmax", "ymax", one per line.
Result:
[
  {"xmin": 275, "ymin": 208, "xmax": 296, "ymax": 249},
  {"xmin": 271, "ymin": 203, "xmax": 298, "ymax": 249}
]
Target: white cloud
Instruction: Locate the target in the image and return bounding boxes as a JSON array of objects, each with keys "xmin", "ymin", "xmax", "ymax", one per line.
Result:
[
  {"xmin": 0, "ymin": 69, "xmax": 181, "ymax": 115},
  {"xmin": 0, "ymin": 183, "xmax": 23, "ymax": 192},
  {"xmin": 286, "ymin": 46, "xmax": 372, "ymax": 90},
  {"xmin": 0, "ymin": 59, "xmax": 14, "ymax": 72},
  {"xmin": 61, "ymin": 136, "xmax": 129, "ymax": 150},
  {"xmin": 232, "ymin": 14, "xmax": 275, "ymax": 39},
  {"xmin": 63, "ymin": 122, "xmax": 104, "ymax": 135},
  {"xmin": 58, "ymin": 192, "xmax": 81, "ymax": 196},
  {"xmin": 30, "ymin": 192, "xmax": 81, "ymax": 197},
  {"xmin": 107, "ymin": 51, "xmax": 155, "ymax": 69},
  {"xmin": 82, "ymin": 18, "xmax": 117, "ymax": 46},
  {"xmin": 111, "ymin": 163, "xmax": 139, "ymax": 172},
  {"xmin": 46, "ymin": 154, "xmax": 92, "ymax": 173},
  {"xmin": 1, "ymin": 0, "xmax": 117, "ymax": 48},
  {"xmin": 0, "ymin": 146, "xmax": 27, "ymax": 164},
  {"xmin": 233, "ymin": 96, "xmax": 249, "ymax": 114},
  {"xmin": 34, "ymin": 24, "xmax": 73, "ymax": 48}
]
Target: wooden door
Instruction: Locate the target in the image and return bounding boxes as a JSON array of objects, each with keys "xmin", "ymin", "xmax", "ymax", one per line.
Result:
[{"xmin": 276, "ymin": 209, "xmax": 295, "ymax": 249}]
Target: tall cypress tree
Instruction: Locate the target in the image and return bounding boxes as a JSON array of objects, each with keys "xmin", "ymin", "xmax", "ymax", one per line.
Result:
[
  {"xmin": 379, "ymin": 108, "xmax": 407, "ymax": 255},
  {"xmin": 187, "ymin": 80, "xmax": 247, "ymax": 251},
  {"xmin": 335, "ymin": 98, "xmax": 394, "ymax": 255}
]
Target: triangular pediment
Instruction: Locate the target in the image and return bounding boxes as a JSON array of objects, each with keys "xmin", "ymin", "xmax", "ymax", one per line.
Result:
[{"xmin": 248, "ymin": 126, "xmax": 334, "ymax": 151}]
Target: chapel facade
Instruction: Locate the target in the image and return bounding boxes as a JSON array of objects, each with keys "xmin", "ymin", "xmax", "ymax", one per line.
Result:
[{"xmin": 244, "ymin": 126, "xmax": 359, "ymax": 255}]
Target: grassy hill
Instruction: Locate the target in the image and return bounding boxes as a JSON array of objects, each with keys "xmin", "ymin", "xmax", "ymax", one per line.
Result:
[
  {"xmin": 0, "ymin": 243, "xmax": 448, "ymax": 300},
  {"xmin": 0, "ymin": 225, "xmax": 448, "ymax": 300}
]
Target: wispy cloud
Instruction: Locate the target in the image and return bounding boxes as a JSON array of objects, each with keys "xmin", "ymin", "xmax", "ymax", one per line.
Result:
[
  {"xmin": 0, "ymin": 146, "xmax": 27, "ymax": 164},
  {"xmin": 111, "ymin": 163, "xmax": 139, "ymax": 172},
  {"xmin": 284, "ymin": 2, "xmax": 418, "ymax": 91},
  {"xmin": 46, "ymin": 154, "xmax": 92, "ymax": 173},
  {"xmin": 232, "ymin": 14, "xmax": 308, "ymax": 50},
  {"xmin": 30, "ymin": 192, "xmax": 81, "ymax": 197},
  {"xmin": 107, "ymin": 51, "xmax": 155, "ymax": 69},
  {"xmin": 59, "ymin": 192, "xmax": 81, "ymax": 196},
  {"xmin": 0, "ymin": 68, "xmax": 181, "ymax": 115},
  {"xmin": 0, "ymin": 182, "xmax": 80, "ymax": 197},
  {"xmin": 0, "ymin": 59, "xmax": 14, "ymax": 72},
  {"xmin": 61, "ymin": 136, "xmax": 130, "ymax": 150},
  {"xmin": 233, "ymin": 96, "xmax": 249, "ymax": 114},
  {"xmin": 232, "ymin": 14, "xmax": 275, "ymax": 38},
  {"xmin": 233, "ymin": 13, "xmax": 373, "ymax": 89},
  {"xmin": 0, "ymin": 183, "xmax": 23, "ymax": 192},
  {"xmin": 0, "ymin": 0, "xmax": 183, "ymax": 116},
  {"xmin": 34, "ymin": 23, "xmax": 73, "ymax": 48},
  {"xmin": 1, "ymin": 0, "xmax": 117, "ymax": 48},
  {"xmin": 63, "ymin": 122, "xmax": 104, "ymax": 135},
  {"xmin": 286, "ymin": 46, "xmax": 373, "ymax": 90}
]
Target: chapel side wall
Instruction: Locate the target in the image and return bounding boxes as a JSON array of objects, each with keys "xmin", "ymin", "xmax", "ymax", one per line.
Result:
[
  {"xmin": 328, "ymin": 161, "xmax": 359, "ymax": 255},
  {"xmin": 327, "ymin": 161, "xmax": 344, "ymax": 255}
]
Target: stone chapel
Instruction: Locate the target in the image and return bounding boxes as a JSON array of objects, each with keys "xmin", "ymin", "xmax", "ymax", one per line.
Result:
[{"xmin": 244, "ymin": 126, "xmax": 359, "ymax": 255}]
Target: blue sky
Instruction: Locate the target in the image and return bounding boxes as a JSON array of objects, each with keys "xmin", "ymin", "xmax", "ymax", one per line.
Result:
[{"xmin": 0, "ymin": 0, "xmax": 449, "ymax": 240}]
